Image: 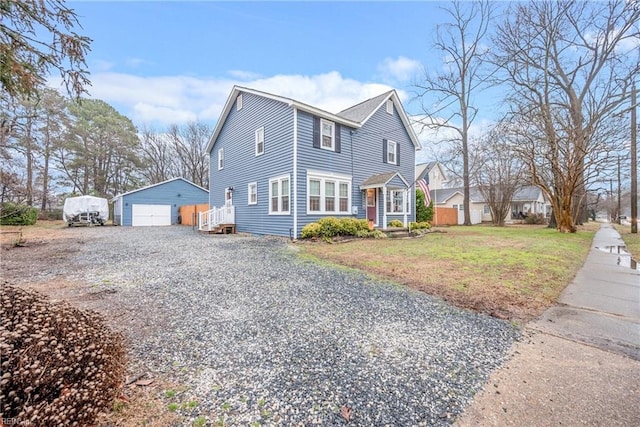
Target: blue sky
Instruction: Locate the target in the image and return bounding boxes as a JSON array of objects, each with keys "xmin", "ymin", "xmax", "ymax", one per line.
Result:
[{"xmin": 61, "ymin": 1, "xmax": 501, "ymax": 160}]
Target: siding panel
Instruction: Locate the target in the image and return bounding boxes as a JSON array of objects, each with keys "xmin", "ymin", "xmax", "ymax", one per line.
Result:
[{"xmin": 210, "ymin": 92, "xmax": 294, "ymax": 236}]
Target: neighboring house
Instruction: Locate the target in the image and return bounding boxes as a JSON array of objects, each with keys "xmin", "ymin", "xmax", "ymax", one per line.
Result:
[
  {"xmin": 205, "ymin": 86, "xmax": 421, "ymax": 237},
  {"xmin": 112, "ymin": 177, "xmax": 209, "ymax": 226},
  {"xmin": 431, "ymin": 185, "xmax": 550, "ymax": 224},
  {"xmin": 415, "ymin": 161, "xmax": 449, "ymax": 191}
]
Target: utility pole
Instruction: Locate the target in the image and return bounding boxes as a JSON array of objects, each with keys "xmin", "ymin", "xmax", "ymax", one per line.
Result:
[
  {"xmin": 631, "ymin": 84, "xmax": 637, "ymax": 233},
  {"xmin": 617, "ymin": 156, "xmax": 621, "ymax": 223}
]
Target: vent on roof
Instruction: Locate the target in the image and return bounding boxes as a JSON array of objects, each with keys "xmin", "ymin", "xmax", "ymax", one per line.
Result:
[{"xmin": 386, "ymin": 99, "xmax": 393, "ymax": 115}]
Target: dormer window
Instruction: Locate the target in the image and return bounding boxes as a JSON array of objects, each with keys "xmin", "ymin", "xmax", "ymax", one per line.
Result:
[
  {"xmin": 321, "ymin": 119, "xmax": 334, "ymax": 150},
  {"xmin": 386, "ymin": 99, "xmax": 393, "ymax": 114}
]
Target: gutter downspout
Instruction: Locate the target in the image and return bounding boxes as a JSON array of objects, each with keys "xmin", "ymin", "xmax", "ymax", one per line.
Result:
[{"xmin": 293, "ymin": 106, "xmax": 298, "ymax": 239}]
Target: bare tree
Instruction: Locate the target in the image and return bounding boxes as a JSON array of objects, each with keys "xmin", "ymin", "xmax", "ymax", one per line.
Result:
[
  {"xmin": 473, "ymin": 124, "xmax": 526, "ymax": 226},
  {"xmin": 494, "ymin": 0, "xmax": 639, "ymax": 232},
  {"xmin": 138, "ymin": 126, "xmax": 177, "ymax": 184},
  {"xmin": 415, "ymin": 0, "xmax": 494, "ymax": 225},
  {"xmin": 167, "ymin": 122, "xmax": 210, "ymax": 188}
]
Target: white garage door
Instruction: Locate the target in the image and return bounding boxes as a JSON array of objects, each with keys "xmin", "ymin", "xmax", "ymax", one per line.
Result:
[{"xmin": 132, "ymin": 204, "xmax": 172, "ymax": 226}]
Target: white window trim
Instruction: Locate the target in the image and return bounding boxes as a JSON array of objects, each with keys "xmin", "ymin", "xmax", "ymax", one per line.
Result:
[
  {"xmin": 306, "ymin": 170, "xmax": 352, "ymax": 215},
  {"xmin": 386, "ymin": 189, "xmax": 409, "ymax": 214},
  {"xmin": 386, "ymin": 99, "xmax": 393, "ymax": 115},
  {"xmin": 248, "ymin": 182, "xmax": 257, "ymax": 205},
  {"xmin": 387, "ymin": 140, "xmax": 397, "ymax": 165},
  {"xmin": 269, "ymin": 174, "xmax": 290, "ymax": 215},
  {"xmin": 255, "ymin": 127, "xmax": 264, "ymax": 156},
  {"xmin": 237, "ymin": 94, "xmax": 243, "ymax": 111},
  {"xmin": 320, "ymin": 118, "xmax": 335, "ymax": 151},
  {"xmin": 218, "ymin": 148, "xmax": 224, "ymax": 170}
]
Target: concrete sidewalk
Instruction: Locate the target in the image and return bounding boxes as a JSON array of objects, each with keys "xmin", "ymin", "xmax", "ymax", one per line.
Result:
[{"xmin": 456, "ymin": 224, "xmax": 640, "ymax": 426}]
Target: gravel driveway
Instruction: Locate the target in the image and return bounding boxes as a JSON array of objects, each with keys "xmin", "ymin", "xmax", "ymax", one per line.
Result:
[{"xmin": 8, "ymin": 226, "xmax": 519, "ymax": 426}]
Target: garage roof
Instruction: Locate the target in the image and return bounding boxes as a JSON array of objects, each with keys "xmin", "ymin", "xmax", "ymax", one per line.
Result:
[{"xmin": 111, "ymin": 177, "xmax": 208, "ymax": 202}]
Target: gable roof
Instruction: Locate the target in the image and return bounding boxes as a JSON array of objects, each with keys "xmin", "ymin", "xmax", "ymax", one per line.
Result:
[
  {"xmin": 415, "ymin": 161, "xmax": 445, "ymax": 181},
  {"xmin": 512, "ymin": 186, "xmax": 545, "ymax": 201},
  {"xmin": 112, "ymin": 177, "xmax": 208, "ymax": 201},
  {"xmin": 337, "ymin": 91, "xmax": 392, "ymax": 123},
  {"xmin": 360, "ymin": 172, "xmax": 410, "ymax": 189},
  {"xmin": 206, "ymin": 86, "xmax": 421, "ymax": 153},
  {"xmin": 431, "ymin": 186, "xmax": 485, "ymax": 204}
]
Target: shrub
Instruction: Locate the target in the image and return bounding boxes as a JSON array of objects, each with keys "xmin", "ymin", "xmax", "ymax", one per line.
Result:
[
  {"xmin": 388, "ymin": 219, "xmax": 404, "ymax": 228},
  {"xmin": 301, "ymin": 222, "xmax": 322, "ymax": 239},
  {"xmin": 0, "ymin": 203, "xmax": 38, "ymax": 225},
  {"xmin": 301, "ymin": 217, "xmax": 376, "ymax": 239},
  {"xmin": 316, "ymin": 217, "xmax": 342, "ymax": 238},
  {"xmin": 524, "ymin": 213, "xmax": 547, "ymax": 225},
  {"xmin": 0, "ymin": 283, "xmax": 126, "ymax": 426},
  {"xmin": 410, "ymin": 221, "xmax": 431, "ymax": 230}
]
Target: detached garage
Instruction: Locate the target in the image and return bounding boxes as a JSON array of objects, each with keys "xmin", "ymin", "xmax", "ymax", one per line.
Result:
[{"xmin": 112, "ymin": 178, "xmax": 209, "ymax": 226}]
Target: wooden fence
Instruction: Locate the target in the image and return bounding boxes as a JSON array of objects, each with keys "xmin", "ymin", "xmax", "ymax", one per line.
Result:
[
  {"xmin": 178, "ymin": 203, "xmax": 209, "ymax": 226},
  {"xmin": 432, "ymin": 207, "xmax": 458, "ymax": 226}
]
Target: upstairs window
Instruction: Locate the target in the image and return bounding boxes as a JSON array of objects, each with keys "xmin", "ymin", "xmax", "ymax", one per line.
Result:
[
  {"xmin": 313, "ymin": 116, "xmax": 341, "ymax": 152},
  {"xmin": 321, "ymin": 119, "xmax": 334, "ymax": 150},
  {"xmin": 237, "ymin": 94, "xmax": 243, "ymax": 111},
  {"xmin": 255, "ymin": 127, "xmax": 264, "ymax": 156},
  {"xmin": 218, "ymin": 148, "xmax": 224, "ymax": 170},
  {"xmin": 386, "ymin": 140, "xmax": 397, "ymax": 164}
]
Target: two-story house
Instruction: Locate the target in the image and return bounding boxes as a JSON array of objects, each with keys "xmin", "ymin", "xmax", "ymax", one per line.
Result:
[{"xmin": 204, "ymin": 86, "xmax": 420, "ymax": 238}]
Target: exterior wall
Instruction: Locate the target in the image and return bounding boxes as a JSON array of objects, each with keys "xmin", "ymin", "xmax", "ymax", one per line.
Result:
[
  {"xmin": 351, "ymin": 105, "xmax": 416, "ymax": 231},
  {"xmin": 295, "ymin": 110, "xmax": 357, "ymax": 234},
  {"xmin": 428, "ymin": 165, "xmax": 447, "ymax": 190},
  {"xmin": 209, "ymin": 91, "xmax": 417, "ymax": 237},
  {"xmin": 121, "ymin": 180, "xmax": 208, "ymax": 226},
  {"xmin": 209, "ymin": 92, "xmax": 294, "ymax": 236}
]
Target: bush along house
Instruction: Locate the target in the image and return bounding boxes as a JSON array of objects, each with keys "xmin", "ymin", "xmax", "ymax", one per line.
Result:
[{"xmin": 202, "ymin": 86, "xmax": 420, "ymax": 237}]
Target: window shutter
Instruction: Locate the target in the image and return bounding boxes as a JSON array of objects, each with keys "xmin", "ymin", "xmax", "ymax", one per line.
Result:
[
  {"xmin": 396, "ymin": 143, "xmax": 400, "ymax": 166},
  {"xmin": 382, "ymin": 138, "xmax": 388, "ymax": 163},
  {"xmin": 335, "ymin": 124, "xmax": 341, "ymax": 153},
  {"xmin": 313, "ymin": 116, "xmax": 320, "ymax": 149}
]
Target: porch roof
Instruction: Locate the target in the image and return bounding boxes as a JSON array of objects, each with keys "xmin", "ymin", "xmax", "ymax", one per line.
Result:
[{"xmin": 359, "ymin": 172, "xmax": 409, "ymax": 190}]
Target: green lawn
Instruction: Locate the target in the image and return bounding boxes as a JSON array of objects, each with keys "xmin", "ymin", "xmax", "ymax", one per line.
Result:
[
  {"xmin": 614, "ymin": 224, "xmax": 640, "ymax": 260},
  {"xmin": 300, "ymin": 224, "xmax": 596, "ymax": 322}
]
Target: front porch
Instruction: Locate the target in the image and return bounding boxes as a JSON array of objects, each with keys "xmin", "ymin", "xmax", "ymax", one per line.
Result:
[{"xmin": 198, "ymin": 205, "xmax": 236, "ymax": 234}]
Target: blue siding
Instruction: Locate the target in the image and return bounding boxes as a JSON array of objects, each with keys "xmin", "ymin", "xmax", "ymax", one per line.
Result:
[
  {"xmin": 209, "ymin": 89, "xmax": 416, "ymax": 237},
  {"xmin": 209, "ymin": 92, "xmax": 294, "ymax": 236},
  {"xmin": 352, "ymin": 105, "xmax": 416, "ymax": 228},
  {"xmin": 295, "ymin": 111, "xmax": 358, "ymax": 232},
  {"xmin": 121, "ymin": 179, "xmax": 209, "ymax": 226}
]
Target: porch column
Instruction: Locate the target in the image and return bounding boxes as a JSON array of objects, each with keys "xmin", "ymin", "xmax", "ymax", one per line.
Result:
[
  {"xmin": 382, "ymin": 186, "xmax": 387, "ymax": 230},
  {"xmin": 403, "ymin": 188, "xmax": 408, "ymax": 226}
]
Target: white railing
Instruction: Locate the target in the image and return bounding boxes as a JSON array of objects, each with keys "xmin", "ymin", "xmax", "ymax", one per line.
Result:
[{"xmin": 198, "ymin": 205, "xmax": 235, "ymax": 231}]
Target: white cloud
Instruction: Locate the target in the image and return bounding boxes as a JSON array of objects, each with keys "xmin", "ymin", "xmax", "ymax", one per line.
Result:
[
  {"xmin": 378, "ymin": 56, "xmax": 422, "ymax": 83},
  {"xmin": 70, "ymin": 70, "xmax": 406, "ymax": 128}
]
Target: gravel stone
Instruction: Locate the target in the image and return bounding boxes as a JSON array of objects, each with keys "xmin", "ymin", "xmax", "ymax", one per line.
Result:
[{"xmin": 38, "ymin": 226, "xmax": 520, "ymax": 425}]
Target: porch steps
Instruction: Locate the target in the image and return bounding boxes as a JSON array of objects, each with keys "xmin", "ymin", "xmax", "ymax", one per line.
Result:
[
  {"xmin": 203, "ymin": 224, "xmax": 236, "ymax": 234},
  {"xmin": 382, "ymin": 227, "xmax": 410, "ymax": 238}
]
